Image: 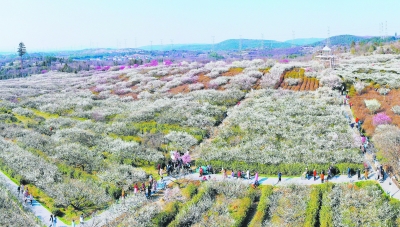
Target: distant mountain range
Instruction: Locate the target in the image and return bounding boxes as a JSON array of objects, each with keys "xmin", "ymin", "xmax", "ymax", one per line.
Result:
[
  {"xmin": 2, "ymin": 35, "xmax": 397, "ymax": 56},
  {"xmin": 284, "ymin": 38, "xmax": 324, "ymax": 46},
  {"xmin": 140, "ymin": 35, "xmax": 393, "ymax": 51}
]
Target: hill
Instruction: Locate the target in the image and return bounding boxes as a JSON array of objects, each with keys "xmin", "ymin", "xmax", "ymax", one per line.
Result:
[
  {"xmin": 284, "ymin": 38, "xmax": 324, "ymax": 45},
  {"xmin": 140, "ymin": 39, "xmax": 293, "ymax": 51},
  {"xmin": 310, "ymin": 35, "xmax": 368, "ymax": 46}
]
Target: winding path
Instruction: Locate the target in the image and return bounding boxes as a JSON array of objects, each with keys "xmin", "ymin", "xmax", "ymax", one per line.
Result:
[{"xmin": 0, "ymin": 171, "xmax": 68, "ymax": 227}]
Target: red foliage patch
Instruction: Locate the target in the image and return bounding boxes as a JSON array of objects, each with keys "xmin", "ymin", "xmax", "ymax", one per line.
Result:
[{"xmin": 350, "ymin": 88, "xmax": 400, "ymax": 136}]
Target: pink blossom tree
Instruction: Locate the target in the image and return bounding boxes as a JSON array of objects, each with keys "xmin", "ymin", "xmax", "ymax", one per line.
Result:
[
  {"xmin": 373, "ymin": 112, "xmax": 391, "ymax": 126},
  {"xmin": 150, "ymin": 60, "xmax": 158, "ymax": 66},
  {"xmin": 181, "ymin": 151, "xmax": 191, "ymax": 164},
  {"xmin": 164, "ymin": 60, "xmax": 172, "ymax": 66}
]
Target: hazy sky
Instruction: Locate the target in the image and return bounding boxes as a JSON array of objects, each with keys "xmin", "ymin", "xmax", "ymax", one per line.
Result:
[{"xmin": 1, "ymin": 0, "xmax": 399, "ymax": 52}]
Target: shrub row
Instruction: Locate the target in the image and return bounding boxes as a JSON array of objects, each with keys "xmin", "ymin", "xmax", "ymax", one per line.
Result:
[
  {"xmin": 152, "ymin": 201, "xmax": 181, "ymax": 227},
  {"xmin": 304, "ymin": 186, "xmax": 321, "ymax": 227},
  {"xmin": 248, "ymin": 185, "xmax": 274, "ymax": 227},
  {"xmin": 228, "ymin": 197, "xmax": 252, "ymax": 227},
  {"xmin": 195, "ymin": 159, "xmax": 363, "ymax": 176},
  {"xmin": 168, "ymin": 186, "xmax": 214, "ymax": 227},
  {"xmin": 317, "ymin": 183, "xmax": 334, "ymax": 227}
]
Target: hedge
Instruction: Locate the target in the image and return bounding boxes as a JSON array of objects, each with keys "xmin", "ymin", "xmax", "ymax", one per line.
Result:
[
  {"xmin": 318, "ymin": 183, "xmax": 334, "ymax": 227},
  {"xmin": 304, "ymin": 185, "xmax": 323, "ymax": 227},
  {"xmin": 152, "ymin": 201, "xmax": 181, "ymax": 227},
  {"xmin": 228, "ymin": 197, "xmax": 252, "ymax": 227},
  {"xmin": 168, "ymin": 186, "xmax": 214, "ymax": 227},
  {"xmin": 248, "ymin": 185, "xmax": 274, "ymax": 227},
  {"xmin": 195, "ymin": 159, "xmax": 363, "ymax": 176}
]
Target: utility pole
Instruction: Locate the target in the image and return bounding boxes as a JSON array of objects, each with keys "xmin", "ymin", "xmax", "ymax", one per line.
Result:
[
  {"xmin": 261, "ymin": 34, "xmax": 264, "ymax": 50},
  {"xmin": 385, "ymin": 21, "xmax": 388, "ymax": 40},
  {"xmin": 327, "ymin": 26, "xmax": 330, "ymax": 47},
  {"xmin": 239, "ymin": 35, "xmax": 242, "ymax": 52},
  {"xmin": 212, "ymin": 36, "xmax": 215, "ymax": 52}
]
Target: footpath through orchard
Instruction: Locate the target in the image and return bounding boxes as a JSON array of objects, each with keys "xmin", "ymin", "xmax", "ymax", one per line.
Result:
[{"xmin": 0, "ymin": 170, "xmax": 68, "ymax": 227}]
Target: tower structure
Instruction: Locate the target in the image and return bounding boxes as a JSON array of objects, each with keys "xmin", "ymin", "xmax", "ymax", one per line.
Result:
[{"xmin": 315, "ymin": 26, "xmax": 335, "ymax": 68}]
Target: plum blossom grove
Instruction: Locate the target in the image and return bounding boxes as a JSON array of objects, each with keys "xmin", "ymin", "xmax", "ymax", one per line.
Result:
[
  {"xmin": 0, "ymin": 55, "xmax": 399, "ymax": 224},
  {"xmin": 198, "ymin": 88, "xmax": 363, "ymax": 167}
]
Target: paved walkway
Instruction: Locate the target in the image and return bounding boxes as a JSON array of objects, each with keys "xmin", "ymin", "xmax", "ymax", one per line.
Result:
[{"xmin": 0, "ymin": 171, "xmax": 68, "ymax": 227}]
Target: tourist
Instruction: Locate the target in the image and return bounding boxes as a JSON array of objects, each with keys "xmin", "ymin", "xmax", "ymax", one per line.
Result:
[
  {"xmin": 20, "ymin": 184, "xmax": 24, "ymax": 196},
  {"xmin": 71, "ymin": 220, "xmax": 76, "ymax": 227},
  {"xmin": 313, "ymin": 169, "xmax": 317, "ymax": 181},
  {"xmin": 17, "ymin": 185, "xmax": 20, "ymax": 195},
  {"xmin": 152, "ymin": 179, "xmax": 157, "ymax": 193},
  {"xmin": 141, "ymin": 182, "xmax": 146, "ymax": 193},
  {"xmin": 231, "ymin": 170, "xmax": 235, "ymax": 178},
  {"xmin": 30, "ymin": 194, "xmax": 33, "ymax": 205},
  {"xmin": 80, "ymin": 214, "xmax": 84, "ymax": 225},
  {"xmin": 327, "ymin": 168, "xmax": 331, "ymax": 182},
  {"xmin": 49, "ymin": 214, "xmax": 54, "ymax": 226},
  {"xmin": 364, "ymin": 169, "xmax": 369, "ymax": 180},
  {"xmin": 357, "ymin": 169, "xmax": 361, "ymax": 180},
  {"xmin": 147, "ymin": 184, "xmax": 152, "ymax": 199},
  {"xmin": 199, "ymin": 167, "xmax": 203, "ymax": 177},
  {"xmin": 278, "ymin": 172, "xmax": 282, "ymax": 183},
  {"xmin": 305, "ymin": 168, "xmax": 309, "ymax": 180},
  {"xmin": 222, "ymin": 168, "xmax": 227, "ymax": 179},
  {"xmin": 134, "ymin": 183, "xmax": 138, "ymax": 195},
  {"xmin": 255, "ymin": 172, "xmax": 259, "ymax": 182},
  {"xmin": 246, "ymin": 170, "xmax": 250, "ymax": 180},
  {"xmin": 237, "ymin": 170, "xmax": 241, "ymax": 179},
  {"xmin": 53, "ymin": 215, "xmax": 57, "ymax": 227},
  {"xmin": 347, "ymin": 167, "xmax": 351, "ymax": 178},
  {"xmin": 320, "ymin": 172, "xmax": 324, "ymax": 183},
  {"xmin": 160, "ymin": 177, "xmax": 166, "ymax": 189}
]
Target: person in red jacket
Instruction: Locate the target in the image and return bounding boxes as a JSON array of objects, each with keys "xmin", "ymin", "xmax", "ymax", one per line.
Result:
[
  {"xmin": 320, "ymin": 172, "xmax": 324, "ymax": 183},
  {"xmin": 313, "ymin": 169, "xmax": 317, "ymax": 181},
  {"xmin": 237, "ymin": 170, "xmax": 241, "ymax": 179}
]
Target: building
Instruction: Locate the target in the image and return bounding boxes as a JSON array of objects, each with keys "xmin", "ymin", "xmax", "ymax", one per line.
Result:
[{"xmin": 315, "ymin": 46, "xmax": 336, "ymax": 68}]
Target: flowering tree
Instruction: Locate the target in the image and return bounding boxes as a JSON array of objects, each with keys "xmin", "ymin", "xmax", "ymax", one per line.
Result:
[
  {"xmin": 392, "ymin": 105, "xmax": 400, "ymax": 115},
  {"xmin": 165, "ymin": 131, "xmax": 197, "ymax": 151},
  {"xmin": 181, "ymin": 151, "xmax": 191, "ymax": 164},
  {"xmin": 354, "ymin": 81, "xmax": 366, "ymax": 94},
  {"xmin": 373, "ymin": 112, "xmax": 391, "ymax": 126},
  {"xmin": 164, "ymin": 60, "xmax": 172, "ymax": 66},
  {"xmin": 364, "ymin": 99, "xmax": 381, "ymax": 114},
  {"xmin": 150, "ymin": 60, "xmax": 158, "ymax": 66},
  {"xmin": 319, "ymin": 74, "xmax": 342, "ymax": 89},
  {"xmin": 373, "ymin": 125, "xmax": 400, "ymax": 176}
]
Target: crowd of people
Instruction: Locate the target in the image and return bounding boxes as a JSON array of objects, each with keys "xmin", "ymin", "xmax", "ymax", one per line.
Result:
[{"xmin": 17, "ymin": 184, "xmax": 33, "ymax": 206}]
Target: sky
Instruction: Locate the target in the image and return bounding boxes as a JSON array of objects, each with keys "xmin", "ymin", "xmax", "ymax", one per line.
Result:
[{"xmin": 1, "ymin": 0, "xmax": 399, "ymax": 52}]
